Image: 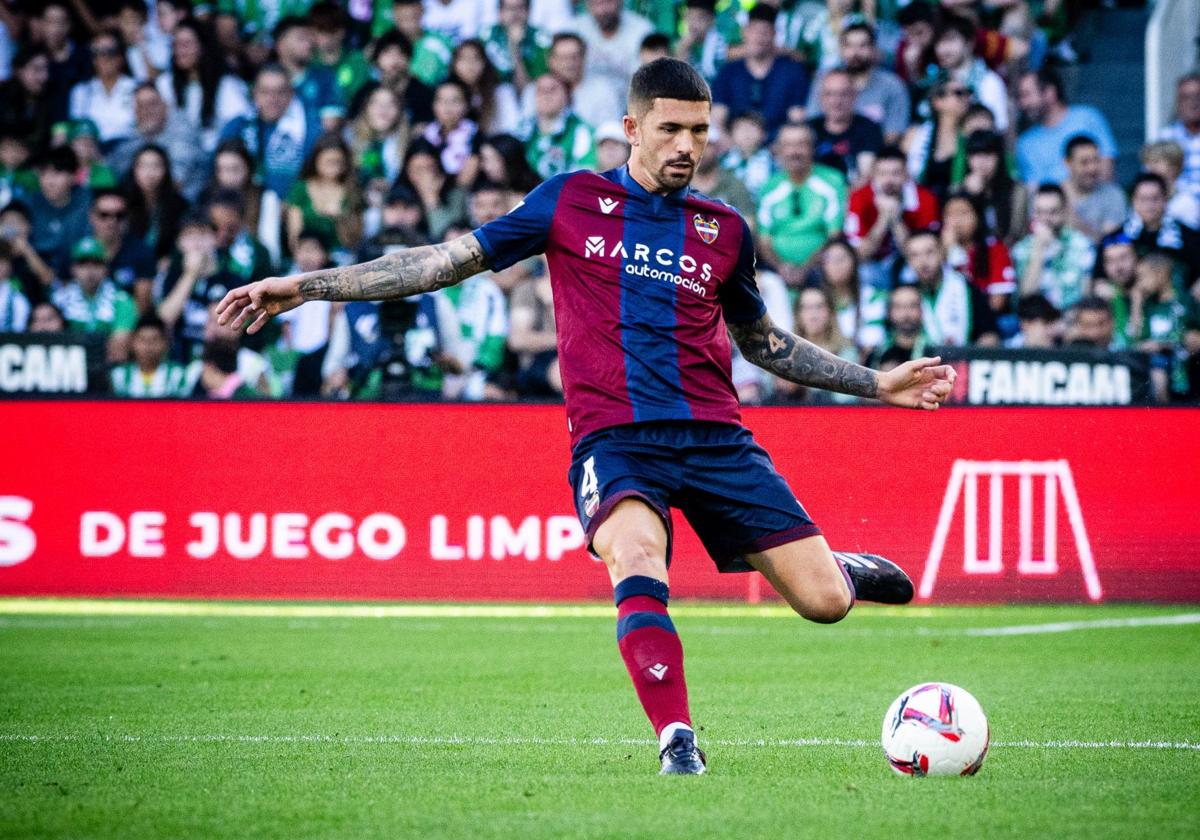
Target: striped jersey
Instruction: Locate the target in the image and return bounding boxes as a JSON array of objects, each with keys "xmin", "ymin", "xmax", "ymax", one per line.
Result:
[{"xmin": 473, "ymin": 166, "xmax": 765, "ymax": 446}]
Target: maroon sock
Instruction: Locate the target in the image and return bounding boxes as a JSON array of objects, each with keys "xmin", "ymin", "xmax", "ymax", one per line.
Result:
[{"xmin": 613, "ymin": 576, "xmax": 691, "ymax": 738}]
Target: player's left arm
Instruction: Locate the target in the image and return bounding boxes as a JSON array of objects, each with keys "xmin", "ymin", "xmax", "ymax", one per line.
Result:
[{"xmin": 727, "ymin": 313, "xmax": 956, "ymax": 410}]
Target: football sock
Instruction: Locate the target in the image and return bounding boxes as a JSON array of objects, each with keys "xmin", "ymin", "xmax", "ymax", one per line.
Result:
[{"xmin": 613, "ymin": 575, "xmax": 692, "ymax": 741}]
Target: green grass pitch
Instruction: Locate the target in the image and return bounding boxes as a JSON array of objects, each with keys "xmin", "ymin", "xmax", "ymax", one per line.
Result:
[{"xmin": 1, "ymin": 601, "xmax": 1198, "ymax": 839}]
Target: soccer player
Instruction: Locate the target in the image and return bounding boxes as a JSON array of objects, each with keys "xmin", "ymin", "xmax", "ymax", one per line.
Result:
[{"xmin": 217, "ymin": 58, "xmax": 955, "ymax": 776}]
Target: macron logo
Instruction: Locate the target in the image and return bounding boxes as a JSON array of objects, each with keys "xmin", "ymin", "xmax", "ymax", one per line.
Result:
[
  {"xmin": 648, "ymin": 663, "xmax": 668, "ymax": 681},
  {"xmin": 585, "ymin": 235, "xmax": 606, "ymax": 257},
  {"xmin": 598, "ymin": 196, "xmax": 619, "ymax": 215}
]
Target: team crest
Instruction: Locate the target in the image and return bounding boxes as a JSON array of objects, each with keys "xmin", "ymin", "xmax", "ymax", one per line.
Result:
[{"xmin": 693, "ymin": 214, "xmax": 719, "ymax": 244}]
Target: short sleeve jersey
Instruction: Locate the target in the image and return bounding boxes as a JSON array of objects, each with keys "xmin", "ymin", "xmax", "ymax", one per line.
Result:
[{"xmin": 473, "ymin": 167, "xmax": 766, "ymax": 446}]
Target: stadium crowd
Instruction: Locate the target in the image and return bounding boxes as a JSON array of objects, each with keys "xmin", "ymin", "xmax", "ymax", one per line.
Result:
[{"xmin": 0, "ymin": 0, "xmax": 1197, "ymax": 403}]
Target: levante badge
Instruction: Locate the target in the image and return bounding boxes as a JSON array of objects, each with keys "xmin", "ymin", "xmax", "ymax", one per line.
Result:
[{"xmin": 693, "ymin": 214, "xmax": 719, "ymax": 244}]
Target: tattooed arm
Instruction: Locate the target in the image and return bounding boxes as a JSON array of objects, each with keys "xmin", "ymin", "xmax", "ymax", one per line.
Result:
[
  {"xmin": 215, "ymin": 233, "xmax": 491, "ymax": 334},
  {"xmin": 728, "ymin": 313, "xmax": 956, "ymax": 409}
]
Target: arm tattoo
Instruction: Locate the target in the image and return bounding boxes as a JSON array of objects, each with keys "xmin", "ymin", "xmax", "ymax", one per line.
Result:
[
  {"xmin": 728, "ymin": 314, "xmax": 879, "ymax": 399},
  {"xmin": 298, "ymin": 233, "xmax": 491, "ymax": 302}
]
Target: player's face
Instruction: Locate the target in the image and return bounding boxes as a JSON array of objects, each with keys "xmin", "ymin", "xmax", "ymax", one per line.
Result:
[{"xmin": 627, "ymin": 98, "xmax": 710, "ymax": 193}]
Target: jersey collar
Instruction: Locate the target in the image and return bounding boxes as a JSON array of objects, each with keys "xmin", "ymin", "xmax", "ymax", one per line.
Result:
[{"xmin": 618, "ymin": 165, "xmax": 691, "ymax": 204}]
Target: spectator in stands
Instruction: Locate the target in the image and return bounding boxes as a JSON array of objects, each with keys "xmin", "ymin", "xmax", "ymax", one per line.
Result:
[
  {"xmin": 1063, "ymin": 134, "xmax": 1128, "ymax": 243},
  {"xmin": 807, "ymin": 22, "xmax": 910, "ymax": 147},
  {"xmin": 721, "ymin": 113, "xmax": 775, "ymax": 197},
  {"xmin": 1007, "ymin": 294, "xmax": 1062, "ymax": 349},
  {"xmin": 482, "ymin": 0, "xmax": 551, "ymax": 93},
  {"xmin": 508, "ymin": 266, "xmax": 560, "ymax": 397},
  {"xmin": 370, "ymin": 185, "xmax": 430, "ymax": 246},
  {"xmin": 845, "ymin": 146, "xmax": 939, "ymax": 284},
  {"xmin": 527, "ymin": 33, "xmax": 614, "ymax": 132},
  {"xmin": 422, "ymin": 79, "xmax": 480, "ymax": 184},
  {"xmin": 781, "ymin": 0, "xmax": 864, "ymax": 74},
  {"xmin": 959, "ymin": 130, "xmax": 1029, "ymax": 246},
  {"xmin": 1120, "ymin": 173, "xmax": 1200, "ymax": 283},
  {"xmin": 866, "ymin": 284, "xmax": 930, "ymax": 369},
  {"xmin": 1156, "ymin": 73, "xmax": 1200, "ymax": 201},
  {"xmin": 594, "ymin": 122, "xmax": 631, "ymax": 173},
  {"xmin": 220, "ymin": 64, "xmax": 320, "ymax": 198},
  {"xmin": 518, "ymin": 72, "xmax": 598, "ymax": 180},
  {"xmin": 397, "ymin": 138, "xmax": 468, "ymax": 242},
  {"xmin": 0, "ymin": 201, "xmax": 53, "ymax": 305},
  {"xmin": 114, "ymin": 0, "xmax": 167, "ymax": 82},
  {"xmin": 436, "ymin": 220, "xmax": 509, "ymax": 401},
  {"xmin": 676, "ymin": 0, "xmax": 731, "ymax": 84},
  {"xmin": 1013, "ymin": 184, "xmax": 1095, "ymax": 311},
  {"xmin": 450, "ymin": 39, "xmax": 521, "ymax": 135},
  {"xmin": 67, "ymin": 119, "xmax": 118, "ymax": 190},
  {"xmin": 422, "ymin": 0, "xmax": 497, "ymax": 43},
  {"xmin": 931, "ymin": 15, "xmax": 1009, "ymax": 132},
  {"xmin": 941, "ymin": 192, "xmax": 1016, "ymax": 332},
  {"xmin": 111, "ymin": 313, "xmax": 194, "ymax": 398},
  {"xmin": 0, "ymin": 47, "xmax": 54, "ymax": 151},
  {"xmin": 69, "ymin": 29, "xmax": 138, "ymax": 145},
  {"xmin": 785, "ymin": 286, "xmax": 859, "ymax": 403},
  {"xmin": 895, "ymin": 1, "xmax": 938, "ymax": 91},
  {"xmin": 478, "ymin": 133, "xmax": 542, "ymax": 199},
  {"xmin": 40, "ymin": 2, "xmax": 91, "ymax": 124},
  {"xmin": 284, "ymin": 134, "xmax": 364, "ymax": 257},
  {"xmin": 1126, "ymin": 252, "xmax": 1199, "ymax": 401},
  {"xmin": 388, "ymin": 0, "xmax": 456, "ymax": 89},
  {"xmin": 52, "ymin": 236, "xmax": 137, "ymax": 361},
  {"xmin": 199, "ymin": 140, "xmax": 263, "ymax": 239},
  {"xmin": 107, "ymin": 83, "xmax": 207, "ymax": 201},
  {"xmin": 154, "ymin": 18, "xmax": 251, "ymax": 154},
  {"xmin": 807, "ymin": 237, "xmax": 886, "ymax": 352},
  {"xmin": 27, "ymin": 301, "xmax": 67, "ymax": 333},
  {"xmin": 1066, "ymin": 296, "xmax": 1120, "ymax": 351},
  {"xmin": 0, "ymin": 240, "xmax": 31, "ymax": 332},
  {"xmin": 310, "ymin": 2, "xmax": 373, "ymax": 106},
  {"xmin": 157, "ymin": 213, "xmax": 239, "ymax": 363},
  {"xmin": 757, "ymin": 123, "xmax": 848, "ymax": 287},
  {"xmin": 711, "ymin": 5, "xmax": 810, "ymax": 140},
  {"xmin": 690, "ymin": 138, "xmax": 756, "ymax": 224},
  {"xmin": 900, "ymin": 228, "xmax": 999, "ymax": 346},
  {"xmin": 349, "ymin": 85, "xmax": 409, "ymax": 207},
  {"xmin": 808, "ymin": 69, "xmax": 884, "ymax": 186},
  {"xmin": 209, "ymin": 189, "xmax": 274, "ymax": 285},
  {"xmin": 638, "ymin": 33, "xmax": 672, "ymax": 67},
  {"xmin": 276, "ymin": 229, "xmax": 340, "ymax": 396},
  {"xmin": 123, "ymin": 144, "xmax": 188, "ymax": 263},
  {"xmin": 1091, "ymin": 231, "xmax": 1137, "ymax": 342},
  {"xmin": 198, "ymin": 337, "xmax": 260, "ymax": 400},
  {"xmin": 27, "ymin": 146, "xmax": 91, "ymax": 278},
  {"xmin": 273, "ymin": 16, "xmax": 345, "ymax": 132},
  {"xmin": 370, "ymin": 29, "xmax": 435, "ymax": 126},
  {"xmin": 1016, "ymin": 67, "xmax": 1117, "ymax": 187},
  {"xmin": 86, "ymin": 187, "xmax": 156, "ymax": 310},
  {"xmin": 1140, "ymin": 141, "xmax": 1200, "ymax": 230},
  {"xmin": 903, "ymin": 76, "xmax": 971, "ymax": 203},
  {"xmin": 568, "ymin": 0, "xmax": 654, "ymax": 123}
]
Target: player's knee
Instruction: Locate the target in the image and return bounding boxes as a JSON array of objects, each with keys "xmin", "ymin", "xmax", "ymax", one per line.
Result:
[
  {"xmin": 795, "ymin": 583, "xmax": 852, "ymax": 624},
  {"xmin": 605, "ymin": 531, "xmax": 666, "ymax": 579}
]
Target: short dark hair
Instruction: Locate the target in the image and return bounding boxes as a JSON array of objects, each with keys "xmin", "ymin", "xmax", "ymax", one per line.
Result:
[
  {"xmin": 1032, "ymin": 67, "xmax": 1066, "ymax": 103},
  {"xmin": 936, "ymin": 14, "xmax": 976, "ymax": 44},
  {"xmin": 841, "ymin": 21, "xmax": 876, "ymax": 44},
  {"xmin": 550, "ymin": 32, "xmax": 585, "ymax": 55},
  {"xmin": 906, "ymin": 227, "xmax": 941, "ymax": 248},
  {"xmin": 207, "ymin": 187, "xmax": 246, "ymax": 215},
  {"xmin": 1065, "ymin": 133, "xmax": 1098, "ymax": 159},
  {"xmin": 134, "ymin": 312, "xmax": 167, "ymax": 334},
  {"xmin": 1017, "ymin": 293, "xmax": 1061, "ymax": 323},
  {"xmin": 272, "ymin": 15, "xmax": 310, "ymax": 42},
  {"xmin": 628, "ymin": 57, "xmax": 711, "ymax": 117},
  {"xmin": 90, "ymin": 187, "xmax": 126, "ymax": 207},
  {"xmin": 296, "ymin": 227, "xmax": 332, "ymax": 251},
  {"xmin": 308, "ymin": 1, "xmax": 349, "ymax": 32},
  {"xmin": 37, "ymin": 145, "xmax": 78, "ymax": 173},
  {"xmin": 640, "ymin": 32, "xmax": 672, "ymax": 54},
  {"xmin": 1035, "ymin": 182, "xmax": 1067, "ymax": 202},
  {"xmin": 897, "ymin": 1, "xmax": 936, "ymax": 27},
  {"xmin": 1073, "ymin": 296, "xmax": 1113, "ymax": 317},
  {"xmin": 372, "ymin": 30, "xmax": 413, "ymax": 61},
  {"xmin": 875, "ymin": 145, "xmax": 906, "ymax": 165},
  {"xmin": 1131, "ymin": 172, "xmax": 1168, "ymax": 196},
  {"xmin": 0, "ymin": 200, "xmax": 31, "ymax": 222}
]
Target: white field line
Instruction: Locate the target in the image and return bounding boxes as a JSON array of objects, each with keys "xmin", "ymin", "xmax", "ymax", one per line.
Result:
[
  {"xmin": 0, "ymin": 733, "xmax": 1196, "ymax": 751},
  {"xmin": 964, "ymin": 614, "xmax": 1200, "ymax": 636}
]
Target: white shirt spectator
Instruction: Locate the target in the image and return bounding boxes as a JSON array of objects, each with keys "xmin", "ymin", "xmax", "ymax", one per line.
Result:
[
  {"xmin": 1158, "ymin": 122, "xmax": 1200, "ymax": 201},
  {"xmin": 1168, "ymin": 189, "xmax": 1200, "ymax": 229},
  {"xmin": 530, "ymin": 0, "xmax": 574, "ymax": 33},
  {"xmin": 423, "ymin": 0, "xmax": 498, "ymax": 42},
  {"xmin": 0, "ymin": 280, "xmax": 30, "ymax": 332},
  {"xmin": 953, "ymin": 59, "xmax": 1009, "ymax": 131},
  {"xmin": 568, "ymin": 8, "xmax": 654, "ymax": 120},
  {"xmin": 155, "ymin": 72, "xmax": 252, "ymax": 151},
  {"xmin": 69, "ymin": 76, "xmax": 139, "ymax": 142}
]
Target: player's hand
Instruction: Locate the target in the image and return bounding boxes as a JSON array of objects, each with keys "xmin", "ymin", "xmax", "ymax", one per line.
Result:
[
  {"xmin": 215, "ymin": 276, "xmax": 304, "ymax": 334},
  {"xmin": 877, "ymin": 356, "xmax": 956, "ymax": 410}
]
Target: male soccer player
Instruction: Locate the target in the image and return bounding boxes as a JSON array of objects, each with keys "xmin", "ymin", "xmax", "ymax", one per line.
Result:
[{"xmin": 218, "ymin": 58, "xmax": 955, "ymax": 776}]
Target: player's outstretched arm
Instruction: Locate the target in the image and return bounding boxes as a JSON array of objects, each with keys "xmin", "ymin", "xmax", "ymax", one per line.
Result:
[
  {"xmin": 216, "ymin": 233, "xmax": 491, "ymax": 334},
  {"xmin": 728, "ymin": 313, "xmax": 956, "ymax": 409}
]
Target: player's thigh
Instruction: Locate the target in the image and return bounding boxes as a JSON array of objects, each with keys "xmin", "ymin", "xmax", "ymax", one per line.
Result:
[
  {"xmin": 746, "ymin": 535, "xmax": 852, "ymax": 624},
  {"xmin": 592, "ymin": 498, "xmax": 670, "ymax": 585}
]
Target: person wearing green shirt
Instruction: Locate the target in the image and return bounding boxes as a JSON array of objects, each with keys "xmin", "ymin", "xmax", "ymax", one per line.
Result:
[
  {"xmin": 518, "ymin": 73, "xmax": 598, "ymax": 180},
  {"xmin": 482, "ymin": 0, "xmax": 551, "ymax": 90},
  {"xmin": 310, "ymin": 1, "xmax": 375, "ymax": 106},
  {"xmin": 216, "ymin": 0, "xmax": 315, "ymax": 43},
  {"xmin": 111, "ymin": 313, "xmax": 196, "ymax": 398},
  {"xmin": 51, "ymin": 237, "xmax": 138, "ymax": 361},
  {"xmin": 391, "ymin": 0, "xmax": 455, "ymax": 87},
  {"xmin": 67, "ymin": 119, "xmax": 117, "ymax": 189},
  {"xmin": 757, "ymin": 122, "xmax": 848, "ymax": 284}
]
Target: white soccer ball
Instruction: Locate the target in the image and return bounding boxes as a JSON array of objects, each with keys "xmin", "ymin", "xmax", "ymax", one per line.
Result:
[{"xmin": 880, "ymin": 682, "xmax": 990, "ymax": 777}]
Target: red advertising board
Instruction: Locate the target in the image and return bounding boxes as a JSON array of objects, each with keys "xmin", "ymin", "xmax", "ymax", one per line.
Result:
[{"xmin": 2, "ymin": 402, "xmax": 1197, "ymax": 603}]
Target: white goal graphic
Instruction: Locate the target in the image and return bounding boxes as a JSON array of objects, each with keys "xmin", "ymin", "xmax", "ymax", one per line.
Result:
[{"xmin": 918, "ymin": 460, "xmax": 1102, "ymax": 601}]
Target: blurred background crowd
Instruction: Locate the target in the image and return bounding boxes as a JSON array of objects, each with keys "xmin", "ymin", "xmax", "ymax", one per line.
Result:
[{"xmin": 0, "ymin": 0, "xmax": 1197, "ymax": 403}]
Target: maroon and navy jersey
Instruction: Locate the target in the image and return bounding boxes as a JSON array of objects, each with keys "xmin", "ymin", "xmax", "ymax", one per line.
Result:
[{"xmin": 473, "ymin": 166, "xmax": 766, "ymax": 446}]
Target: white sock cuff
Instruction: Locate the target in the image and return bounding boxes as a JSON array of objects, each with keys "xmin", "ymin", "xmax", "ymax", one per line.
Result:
[{"xmin": 658, "ymin": 721, "xmax": 694, "ymax": 751}]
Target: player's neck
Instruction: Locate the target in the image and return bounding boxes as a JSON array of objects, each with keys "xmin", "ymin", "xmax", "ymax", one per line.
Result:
[{"xmin": 627, "ymin": 162, "xmax": 681, "ymax": 196}]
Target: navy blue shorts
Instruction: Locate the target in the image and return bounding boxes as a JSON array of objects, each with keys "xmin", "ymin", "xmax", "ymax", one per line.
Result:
[{"xmin": 567, "ymin": 421, "xmax": 822, "ymax": 573}]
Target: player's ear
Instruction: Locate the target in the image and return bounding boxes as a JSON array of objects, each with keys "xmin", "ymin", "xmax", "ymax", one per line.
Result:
[{"xmin": 622, "ymin": 114, "xmax": 639, "ymax": 147}]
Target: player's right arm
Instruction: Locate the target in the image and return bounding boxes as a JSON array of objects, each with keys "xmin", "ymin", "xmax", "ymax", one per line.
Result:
[{"xmin": 215, "ymin": 233, "xmax": 491, "ymax": 334}]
